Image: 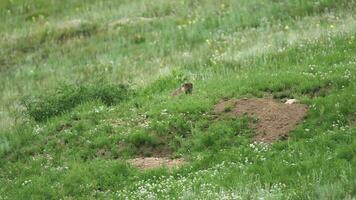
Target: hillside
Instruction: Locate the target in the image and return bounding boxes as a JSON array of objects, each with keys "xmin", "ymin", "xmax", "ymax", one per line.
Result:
[{"xmin": 0, "ymin": 0, "xmax": 355, "ymax": 199}]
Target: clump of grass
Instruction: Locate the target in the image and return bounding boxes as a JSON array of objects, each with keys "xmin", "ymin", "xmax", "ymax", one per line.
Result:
[
  {"xmin": 124, "ymin": 130, "xmax": 166, "ymax": 157},
  {"xmin": 337, "ymin": 141, "xmax": 356, "ymax": 161},
  {"xmin": 188, "ymin": 118, "xmax": 251, "ymax": 153},
  {"xmin": 223, "ymin": 104, "xmax": 234, "ymax": 112},
  {"xmin": 22, "ymin": 83, "xmax": 132, "ymax": 122},
  {"xmin": 142, "ymin": 70, "xmax": 188, "ymax": 95},
  {"xmin": 126, "ymin": 130, "xmax": 160, "ymax": 148},
  {"xmin": 0, "ymin": 135, "xmax": 10, "ymax": 158}
]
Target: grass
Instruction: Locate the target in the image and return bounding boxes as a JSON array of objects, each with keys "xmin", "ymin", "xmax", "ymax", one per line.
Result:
[
  {"xmin": 22, "ymin": 81, "xmax": 132, "ymax": 121},
  {"xmin": 0, "ymin": 0, "xmax": 355, "ymax": 199}
]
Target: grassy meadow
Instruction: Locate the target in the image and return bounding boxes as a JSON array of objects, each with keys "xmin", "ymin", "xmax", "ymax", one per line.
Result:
[{"xmin": 0, "ymin": 0, "xmax": 355, "ymax": 199}]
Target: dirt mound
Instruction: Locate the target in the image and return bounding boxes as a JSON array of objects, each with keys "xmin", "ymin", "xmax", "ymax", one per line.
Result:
[
  {"xmin": 128, "ymin": 157, "xmax": 186, "ymax": 170},
  {"xmin": 214, "ymin": 98, "xmax": 308, "ymax": 143},
  {"xmin": 108, "ymin": 17, "xmax": 155, "ymax": 28}
]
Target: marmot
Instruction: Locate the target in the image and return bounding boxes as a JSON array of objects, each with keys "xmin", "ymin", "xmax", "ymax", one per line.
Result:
[{"xmin": 171, "ymin": 83, "xmax": 193, "ymax": 96}]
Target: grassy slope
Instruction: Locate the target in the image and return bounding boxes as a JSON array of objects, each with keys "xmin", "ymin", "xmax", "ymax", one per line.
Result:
[{"xmin": 0, "ymin": 0, "xmax": 355, "ymax": 199}]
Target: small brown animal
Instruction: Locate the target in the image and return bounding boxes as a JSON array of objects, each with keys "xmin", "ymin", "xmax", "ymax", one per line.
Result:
[{"xmin": 171, "ymin": 83, "xmax": 193, "ymax": 96}]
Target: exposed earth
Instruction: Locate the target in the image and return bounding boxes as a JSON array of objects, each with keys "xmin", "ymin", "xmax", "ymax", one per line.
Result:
[
  {"xmin": 214, "ymin": 98, "xmax": 308, "ymax": 143},
  {"xmin": 128, "ymin": 157, "xmax": 186, "ymax": 170}
]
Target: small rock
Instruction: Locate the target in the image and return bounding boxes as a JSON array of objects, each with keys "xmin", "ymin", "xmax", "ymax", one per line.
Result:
[{"xmin": 285, "ymin": 99, "xmax": 299, "ymax": 104}]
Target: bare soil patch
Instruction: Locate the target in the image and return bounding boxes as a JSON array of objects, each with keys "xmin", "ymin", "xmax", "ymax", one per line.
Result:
[
  {"xmin": 128, "ymin": 157, "xmax": 186, "ymax": 170},
  {"xmin": 214, "ymin": 98, "xmax": 308, "ymax": 143}
]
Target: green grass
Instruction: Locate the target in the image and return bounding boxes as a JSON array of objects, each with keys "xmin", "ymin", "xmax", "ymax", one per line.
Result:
[
  {"xmin": 0, "ymin": 0, "xmax": 355, "ymax": 199},
  {"xmin": 22, "ymin": 81, "xmax": 132, "ymax": 121}
]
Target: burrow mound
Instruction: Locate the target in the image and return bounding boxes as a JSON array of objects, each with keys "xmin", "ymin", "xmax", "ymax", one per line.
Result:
[
  {"xmin": 214, "ymin": 98, "xmax": 308, "ymax": 143},
  {"xmin": 128, "ymin": 157, "xmax": 186, "ymax": 170}
]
